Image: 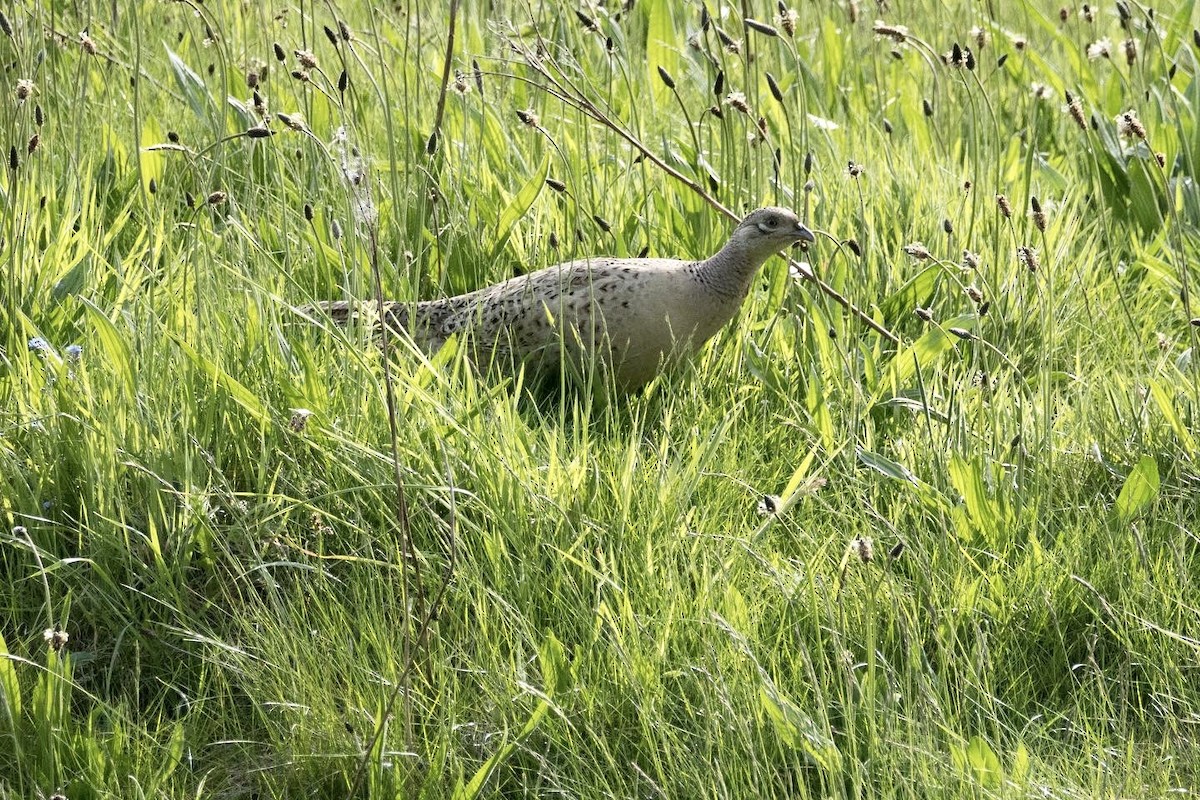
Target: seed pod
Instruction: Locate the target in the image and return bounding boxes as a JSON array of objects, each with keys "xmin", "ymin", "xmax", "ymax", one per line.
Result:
[
  {"xmin": 304, "ymin": 203, "xmax": 314, "ymax": 221},
  {"xmin": 714, "ymin": 70, "xmax": 724, "ymax": 98},
  {"xmin": 765, "ymin": 71, "xmax": 783, "ymax": 103},
  {"xmin": 996, "ymin": 194, "xmax": 1012, "ymax": 218},
  {"xmin": 273, "ymin": 42, "xmax": 286, "ymax": 62},
  {"xmin": 546, "ymin": 178, "xmax": 566, "ymax": 192},
  {"xmin": 575, "ymin": 10, "xmax": 598, "ymax": 31},
  {"xmin": 745, "ymin": 18, "xmax": 779, "ymax": 37},
  {"xmin": 323, "ymin": 25, "xmax": 338, "ymax": 46},
  {"xmin": 338, "ymin": 70, "xmax": 348, "ymax": 93},
  {"xmin": 657, "ymin": 65, "xmax": 675, "ymax": 89}
]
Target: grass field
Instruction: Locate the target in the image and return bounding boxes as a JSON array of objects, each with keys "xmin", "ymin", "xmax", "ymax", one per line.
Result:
[{"xmin": 2, "ymin": 1, "xmax": 1200, "ymax": 797}]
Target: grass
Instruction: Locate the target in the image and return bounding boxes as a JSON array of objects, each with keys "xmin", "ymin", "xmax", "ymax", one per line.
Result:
[{"xmin": 2, "ymin": 0, "xmax": 1199, "ymax": 797}]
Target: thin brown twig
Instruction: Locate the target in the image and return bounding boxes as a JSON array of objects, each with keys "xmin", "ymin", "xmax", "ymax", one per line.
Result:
[{"xmin": 498, "ymin": 44, "xmax": 901, "ymax": 345}]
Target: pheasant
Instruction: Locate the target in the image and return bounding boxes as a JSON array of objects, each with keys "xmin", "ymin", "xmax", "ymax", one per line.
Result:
[{"xmin": 309, "ymin": 207, "xmax": 814, "ymax": 390}]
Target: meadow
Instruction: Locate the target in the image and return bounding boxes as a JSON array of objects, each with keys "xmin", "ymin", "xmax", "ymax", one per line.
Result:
[{"xmin": 2, "ymin": 0, "xmax": 1199, "ymax": 797}]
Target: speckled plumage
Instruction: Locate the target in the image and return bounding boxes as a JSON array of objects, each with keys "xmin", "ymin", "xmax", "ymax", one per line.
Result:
[{"xmin": 311, "ymin": 207, "xmax": 814, "ymax": 390}]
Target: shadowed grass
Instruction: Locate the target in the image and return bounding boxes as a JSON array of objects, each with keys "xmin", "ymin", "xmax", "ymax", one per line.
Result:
[{"xmin": 2, "ymin": 1, "xmax": 1199, "ymax": 798}]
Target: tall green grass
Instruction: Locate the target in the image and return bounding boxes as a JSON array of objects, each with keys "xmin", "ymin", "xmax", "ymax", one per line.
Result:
[{"xmin": 2, "ymin": 1, "xmax": 1198, "ymax": 797}]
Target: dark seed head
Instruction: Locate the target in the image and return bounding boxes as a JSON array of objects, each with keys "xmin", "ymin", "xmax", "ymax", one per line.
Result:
[
  {"xmin": 766, "ymin": 71, "xmax": 783, "ymax": 103},
  {"xmin": 997, "ymin": 53, "xmax": 1008, "ymax": 68},
  {"xmin": 745, "ymin": 18, "xmax": 779, "ymax": 37},
  {"xmin": 338, "ymin": 70, "xmax": 348, "ymax": 92},
  {"xmin": 425, "ymin": 131, "xmax": 437, "ymax": 154},
  {"xmin": 246, "ymin": 125, "xmax": 272, "ymax": 139},
  {"xmin": 714, "ymin": 70, "xmax": 725, "ymax": 98},
  {"xmin": 657, "ymin": 65, "xmax": 675, "ymax": 89},
  {"xmin": 35, "ymin": 104, "xmax": 44, "ymax": 126},
  {"xmin": 27, "ymin": 133, "xmax": 38, "ymax": 154},
  {"xmin": 148, "ymin": 177, "xmax": 157, "ymax": 194},
  {"xmin": 207, "ymin": 191, "xmax": 227, "ymax": 206},
  {"xmin": 943, "ymin": 218, "xmax": 953, "ymax": 235},
  {"xmin": 323, "ymin": 25, "xmax": 338, "ymax": 46},
  {"xmin": 922, "ymin": 98, "xmax": 933, "ymax": 117},
  {"xmin": 168, "ymin": 130, "xmax": 180, "ymax": 144},
  {"xmin": 846, "ymin": 238, "xmax": 861, "ymax": 256},
  {"xmin": 273, "ymin": 42, "xmax": 286, "ymax": 62},
  {"xmin": 803, "ymin": 151, "xmax": 813, "ymax": 175},
  {"xmin": 575, "ymin": 10, "xmax": 598, "ymax": 32},
  {"xmin": 8, "ymin": 145, "xmax": 18, "ymax": 170},
  {"xmin": 996, "ymin": 194, "xmax": 1012, "ymax": 218},
  {"xmin": 303, "ymin": 203, "xmax": 314, "ymax": 221},
  {"xmin": 546, "ymin": 178, "xmax": 567, "ymax": 193},
  {"xmin": 0, "ymin": 10, "xmax": 11, "ymax": 38}
]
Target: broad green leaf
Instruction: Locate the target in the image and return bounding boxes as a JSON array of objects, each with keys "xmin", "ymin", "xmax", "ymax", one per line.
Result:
[
  {"xmin": 645, "ymin": 0, "xmax": 679, "ymax": 103},
  {"xmin": 966, "ymin": 735, "xmax": 1003, "ymax": 788},
  {"xmin": 1116, "ymin": 456, "xmax": 1160, "ymax": 522},
  {"xmin": 880, "ymin": 264, "xmax": 941, "ymax": 320},
  {"xmin": 490, "ymin": 152, "xmax": 548, "ymax": 263},
  {"xmin": 77, "ymin": 296, "xmax": 135, "ymax": 401},
  {"xmin": 0, "ymin": 630, "xmax": 21, "ymax": 723},
  {"xmin": 165, "ymin": 48, "xmax": 214, "ymax": 121},
  {"xmin": 539, "ymin": 632, "xmax": 572, "ymax": 697},
  {"xmin": 947, "ymin": 455, "xmax": 1001, "ymax": 535},
  {"xmin": 453, "ymin": 740, "xmax": 516, "ymax": 800},
  {"xmin": 857, "ymin": 448, "xmax": 919, "ymax": 484},
  {"xmin": 780, "ymin": 448, "xmax": 819, "ymax": 502},
  {"xmin": 1011, "ymin": 741, "xmax": 1031, "ymax": 783},
  {"xmin": 876, "ymin": 327, "xmax": 954, "ymax": 397},
  {"xmin": 1149, "ymin": 380, "xmax": 1197, "ymax": 452}
]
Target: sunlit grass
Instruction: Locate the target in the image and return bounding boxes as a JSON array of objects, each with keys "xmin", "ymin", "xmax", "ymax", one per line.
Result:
[{"xmin": 2, "ymin": 1, "xmax": 1198, "ymax": 798}]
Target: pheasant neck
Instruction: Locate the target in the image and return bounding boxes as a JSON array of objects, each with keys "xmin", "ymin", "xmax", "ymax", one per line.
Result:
[{"xmin": 690, "ymin": 240, "xmax": 774, "ymax": 301}]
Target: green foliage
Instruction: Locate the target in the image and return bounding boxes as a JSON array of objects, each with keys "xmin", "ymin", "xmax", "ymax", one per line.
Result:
[{"xmin": 2, "ymin": 1, "xmax": 1199, "ymax": 798}]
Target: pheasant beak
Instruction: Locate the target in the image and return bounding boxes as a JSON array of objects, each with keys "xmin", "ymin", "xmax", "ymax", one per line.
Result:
[{"xmin": 794, "ymin": 222, "xmax": 815, "ymax": 244}]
